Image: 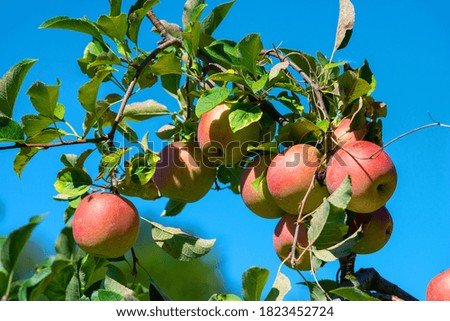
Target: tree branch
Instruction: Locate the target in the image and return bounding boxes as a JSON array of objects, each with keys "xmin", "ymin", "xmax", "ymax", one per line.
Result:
[{"xmin": 0, "ymin": 136, "xmax": 108, "ymax": 151}]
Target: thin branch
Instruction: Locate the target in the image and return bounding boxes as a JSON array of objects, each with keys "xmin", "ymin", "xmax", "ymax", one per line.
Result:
[
  {"xmin": 0, "ymin": 136, "xmax": 108, "ymax": 151},
  {"xmin": 146, "ymin": 9, "xmax": 169, "ymax": 40}
]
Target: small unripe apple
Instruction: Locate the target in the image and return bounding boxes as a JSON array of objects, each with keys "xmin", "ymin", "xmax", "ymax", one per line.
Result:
[
  {"xmin": 326, "ymin": 140, "xmax": 397, "ymax": 213},
  {"xmin": 273, "ymin": 214, "xmax": 310, "ymax": 271},
  {"xmin": 347, "ymin": 207, "xmax": 393, "ymax": 254},
  {"xmin": 197, "ymin": 104, "xmax": 260, "ymax": 166},
  {"xmin": 72, "ymin": 193, "xmax": 140, "ymax": 258},
  {"xmin": 332, "ymin": 118, "xmax": 367, "ymax": 148},
  {"xmin": 266, "ymin": 144, "xmax": 329, "ymax": 215},
  {"xmin": 240, "ymin": 154, "xmax": 284, "ymax": 219},
  {"xmin": 153, "ymin": 141, "xmax": 216, "ymax": 203},
  {"xmin": 426, "ymin": 269, "xmax": 450, "ymax": 301}
]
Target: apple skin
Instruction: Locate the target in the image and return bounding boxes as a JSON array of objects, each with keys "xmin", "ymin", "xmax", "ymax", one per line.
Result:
[
  {"xmin": 326, "ymin": 140, "xmax": 397, "ymax": 213},
  {"xmin": 153, "ymin": 141, "xmax": 216, "ymax": 203},
  {"xmin": 333, "ymin": 118, "xmax": 367, "ymax": 148},
  {"xmin": 266, "ymin": 144, "xmax": 329, "ymax": 215},
  {"xmin": 273, "ymin": 214, "xmax": 310, "ymax": 271},
  {"xmin": 426, "ymin": 269, "xmax": 450, "ymax": 301},
  {"xmin": 240, "ymin": 154, "xmax": 284, "ymax": 219},
  {"xmin": 347, "ymin": 207, "xmax": 394, "ymax": 254},
  {"xmin": 72, "ymin": 193, "xmax": 140, "ymax": 258},
  {"xmin": 197, "ymin": 104, "xmax": 260, "ymax": 166}
]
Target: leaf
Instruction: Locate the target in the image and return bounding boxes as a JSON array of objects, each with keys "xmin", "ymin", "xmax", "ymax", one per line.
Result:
[
  {"xmin": 97, "ymin": 13, "xmax": 128, "ymax": 42},
  {"xmin": 334, "ymin": 70, "xmax": 372, "ymax": 104},
  {"xmin": 333, "ymin": 0, "xmax": 355, "ymax": 52},
  {"xmin": 268, "ymin": 61, "xmax": 290, "ymax": 81},
  {"xmin": 26, "ymin": 128, "xmax": 67, "ymax": 144},
  {"xmin": 209, "ymin": 293, "xmax": 242, "ymax": 301},
  {"xmin": 359, "ymin": 59, "xmax": 376, "ymax": 95},
  {"xmin": 201, "ymin": 0, "xmax": 235, "ymax": 35},
  {"xmin": 247, "ymin": 74, "xmax": 268, "ymax": 93},
  {"xmin": 13, "ymin": 147, "xmax": 39, "ymax": 178},
  {"xmin": 161, "ymin": 199, "xmax": 186, "ymax": 217},
  {"xmin": 301, "ymin": 279, "xmax": 338, "ymax": 301},
  {"xmin": 0, "ymin": 59, "xmax": 37, "ymax": 118},
  {"xmin": 0, "ymin": 215, "xmax": 45, "ymax": 275},
  {"xmin": 150, "ymin": 52, "xmax": 182, "ymax": 76},
  {"xmin": 117, "ymin": 179, "xmax": 160, "ymax": 201},
  {"xmin": 238, "ymin": 34, "xmax": 263, "ymax": 73},
  {"xmin": 96, "ymin": 148, "xmax": 128, "ymax": 181},
  {"xmin": 98, "ymin": 289, "xmax": 124, "ymax": 301},
  {"xmin": 0, "ymin": 117, "xmax": 24, "ymax": 142},
  {"xmin": 150, "ymin": 221, "xmax": 216, "ymax": 261},
  {"xmin": 330, "ymin": 287, "xmax": 380, "ymax": 301},
  {"xmin": 54, "ymin": 167, "xmax": 92, "ymax": 196},
  {"xmin": 122, "ymin": 100, "xmax": 170, "ymax": 121},
  {"xmin": 104, "ymin": 272, "xmax": 136, "ymax": 300},
  {"xmin": 265, "ymin": 272, "xmax": 291, "ymax": 301},
  {"xmin": 78, "ymin": 68, "xmax": 115, "ymax": 112},
  {"xmin": 161, "ymin": 74, "xmax": 181, "ymax": 98},
  {"xmin": 183, "ymin": 21, "xmax": 201, "ymax": 57},
  {"xmin": 40, "ymin": 16, "xmax": 104, "ymax": 43},
  {"xmin": 182, "ymin": 0, "xmax": 206, "ymax": 29},
  {"xmin": 21, "ymin": 114, "xmax": 54, "ymax": 137},
  {"xmin": 127, "ymin": 0, "xmax": 159, "ymax": 43},
  {"xmin": 312, "ymin": 229, "xmax": 360, "ymax": 262},
  {"xmin": 26, "ymin": 80, "xmax": 61, "ymax": 119},
  {"xmin": 203, "ymin": 39, "xmax": 239, "ymax": 69},
  {"xmin": 55, "ymin": 225, "xmax": 75, "ymax": 260},
  {"xmin": 156, "ymin": 124, "xmax": 177, "ymax": 140},
  {"xmin": 242, "ymin": 266, "xmax": 269, "ymax": 301},
  {"xmin": 228, "ymin": 103, "xmax": 263, "ymax": 133},
  {"xmin": 195, "ymin": 87, "xmax": 231, "ymax": 117},
  {"xmin": 327, "ymin": 175, "xmax": 352, "ymax": 209}
]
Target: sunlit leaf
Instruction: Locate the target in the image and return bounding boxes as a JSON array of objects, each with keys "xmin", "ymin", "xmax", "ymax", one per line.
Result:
[
  {"xmin": 242, "ymin": 266, "xmax": 269, "ymax": 301},
  {"xmin": 330, "ymin": 287, "xmax": 380, "ymax": 301},
  {"xmin": 54, "ymin": 167, "xmax": 92, "ymax": 196},
  {"xmin": 201, "ymin": 0, "xmax": 235, "ymax": 35},
  {"xmin": 333, "ymin": 0, "xmax": 355, "ymax": 52},
  {"xmin": 195, "ymin": 87, "xmax": 231, "ymax": 117},
  {"xmin": 40, "ymin": 16, "xmax": 104, "ymax": 43},
  {"xmin": 0, "ymin": 117, "xmax": 24, "ymax": 142},
  {"xmin": 97, "ymin": 13, "xmax": 128, "ymax": 42},
  {"xmin": 26, "ymin": 80, "xmax": 61, "ymax": 119},
  {"xmin": 228, "ymin": 103, "xmax": 263, "ymax": 133},
  {"xmin": 128, "ymin": 0, "xmax": 159, "ymax": 43},
  {"xmin": 265, "ymin": 272, "xmax": 291, "ymax": 301},
  {"xmin": 122, "ymin": 100, "xmax": 170, "ymax": 121}
]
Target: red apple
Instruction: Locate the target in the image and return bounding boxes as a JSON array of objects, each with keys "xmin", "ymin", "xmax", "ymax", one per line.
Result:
[
  {"xmin": 240, "ymin": 154, "xmax": 284, "ymax": 219},
  {"xmin": 273, "ymin": 214, "xmax": 310, "ymax": 271},
  {"xmin": 332, "ymin": 118, "xmax": 367, "ymax": 148},
  {"xmin": 266, "ymin": 144, "xmax": 329, "ymax": 215},
  {"xmin": 72, "ymin": 193, "xmax": 140, "ymax": 258},
  {"xmin": 347, "ymin": 207, "xmax": 393, "ymax": 254},
  {"xmin": 197, "ymin": 104, "xmax": 260, "ymax": 166},
  {"xmin": 153, "ymin": 141, "xmax": 216, "ymax": 203},
  {"xmin": 426, "ymin": 269, "xmax": 450, "ymax": 301},
  {"xmin": 326, "ymin": 140, "xmax": 397, "ymax": 213}
]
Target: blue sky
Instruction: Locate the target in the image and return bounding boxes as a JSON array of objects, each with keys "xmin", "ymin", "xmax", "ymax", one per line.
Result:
[{"xmin": 1, "ymin": 0, "xmax": 450, "ymax": 300}]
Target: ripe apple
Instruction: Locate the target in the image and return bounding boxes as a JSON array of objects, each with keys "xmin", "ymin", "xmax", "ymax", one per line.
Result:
[
  {"xmin": 266, "ymin": 144, "xmax": 329, "ymax": 215},
  {"xmin": 72, "ymin": 193, "xmax": 140, "ymax": 258},
  {"xmin": 197, "ymin": 104, "xmax": 260, "ymax": 166},
  {"xmin": 326, "ymin": 140, "xmax": 397, "ymax": 213},
  {"xmin": 426, "ymin": 269, "xmax": 450, "ymax": 301},
  {"xmin": 332, "ymin": 118, "xmax": 367, "ymax": 148},
  {"xmin": 273, "ymin": 214, "xmax": 310, "ymax": 271},
  {"xmin": 240, "ymin": 154, "xmax": 284, "ymax": 219},
  {"xmin": 347, "ymin": 206, "xmax": 393, "ymax": 254},
  {"xmin": 153, "ymin": 141, "xmax": 216, "ymax": 203}
]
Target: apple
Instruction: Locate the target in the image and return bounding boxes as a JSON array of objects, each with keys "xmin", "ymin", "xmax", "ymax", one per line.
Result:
[
  {"xmin": 347, "ymin": 206, "xmax": 393, "ymax": 254},
  {"xmin": 266, "ymin": 144, "xmax": 329, "ymax": 215},
  {"xmin": 332, "ymin": 118, "xmax": 367, "ymax": 148},
  {"xmin": 426, "ymin": 269, "xmax": 450, "ymax": 301},
  {"xmin": 326, "ymin": 140, "xmax": 397, "ymax": 213},
  {"xmin": 197, "ymin": 104, "xmax": 260, "ymax": 166},
  {"xmin": 72, "ymin": 193, "xmax": 140, "ymax": 258},
  {"xmin": 240, "ymin": 154, "xmax": 284, "ymax": 219},
  {"xmin": 153, "ymin": 141, "xmax": 216, "ymax": 203},
  {"xmin": 273, "ymin": 214, "xmax": 310, "ymax": 271}
]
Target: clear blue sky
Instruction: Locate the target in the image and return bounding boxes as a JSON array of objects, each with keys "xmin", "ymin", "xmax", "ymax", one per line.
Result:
[{"xmin": 1, "ymin": 0, "xmax": 449, "ymax": 300}]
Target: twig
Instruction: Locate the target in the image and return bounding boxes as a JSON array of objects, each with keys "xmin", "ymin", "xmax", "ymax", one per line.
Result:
[
  {"xmin": 146, "ymin": 9, "xmax": 170, "ymax": 40},
  {"xmin": 0, "ymin": 136, "xmax": 108, "ymax": 151}
]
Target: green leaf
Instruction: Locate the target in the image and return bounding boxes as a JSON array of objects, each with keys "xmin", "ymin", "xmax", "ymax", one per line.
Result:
[
  {"xmin": 333, "ymin": 0, "xmax": 355, "ymax": 52},
  {"xmin": 55, "ymin": 225, "xmax": 75, "ymax": 260},
  {"xmin": 312, "ymin": 229, "xmax": 360, "ymax": 262},
  {"xmin": 104, "ymin": 273, "xmax": 136, "ymax": 299},
  {"xmin": 0, "ymin": 59, "xmax": 37, "ymax": 118},
  {"xmin": 327, "ymin": 175, "xmax": 352, "ymax": 209},
  {"xmin": 78, "ymin": 68, "xmax": 115, "ymax": 112},
  {"xmin": 122, "ymin": 100, "xmax": 170, "ymax": 121},
  {"xmin": 242, "ymin": 266, "xmax": 269, "ymax": 301},
  {"xmin": 195, "ymin": 87, "xmax": 231, "ymax": 117},
  {"xmin": 268, "ymin": 61, "xmax": 289, "ymax": 82},
  {"xmin": 201, "ymin": 0, "xmax": 235, "ymax": 35},
  {"xmin": 359, "ymin": 59, "xmax": 376, "ymax": 94},
  {"xmin": 265, "ymin": 272, "xmax": 291, "ymax": 301},
  {"xmin": 97, "ymin": 13, "xmax": 128, "ymax": 42},
  {"xmin": 13, "ymin": 147, "xmax": 39, "ymax": 178},
  {"xmin": 238, "ymin": 34, "xmax": 263, "ymax": 73},
  {"xmin": 207, "ymin": 71, "xmax": 246, "ymax": 85},
  {"xmin": 280, "ymin": 49, "xmax": 319, "ymax": 78},
  {"xmin": 209, "ymin": 293, "xmax": 242, "ymax": 301},
  {"xmin": 40, "ymin": 16, "xmax": 104, "ymax": 43},
  {"xmin": 0, "ymin": 117, "xmax": 24, "ymax": 142},
  {"xmin": 150, "ymin": 52, "xmax": 182, "ymax": 76},
  {"xmin": 183, "ymin": 21, "xmax": 201, "ymax": 57},
  {"xmin": 0, "ymin": 215, "xmax": 45, "ymax": 275},
  {"xmin": 109, "ymin": 0, "xmax": 122, "ymax": 16},
  {"xmin": 96, "ymin": 148, "xmax": 128, "ymax": 181},
  {"xmin": 161, "ymin": 74, "xmax": 181, "ymax": 99},
  {"xmin": 21, "ymin": 114, "xmax": 54, "ymax": 137},
  {"xmin": 247, "ymin": 74, "xmax": 268, "ymax": 93},
  {"xmin": 26, "ymin": 80, "xmax": 61, "ymax": 119},
  {"xmin": 217, "ymin": 165, "xmax": 242, "ymax": 194},
  {"xmin": 161, "ymin": 199, "xmax": 187, "ymax": 217},
  {"xmin": 98, "ymin": 289, "xmax": 124, "ymax": 301},
  {"xmin": 150, "ymin": 221, "xmax": 216, "ymax": 261},
  {"xmin": 127, "ymin": 0, "xmax": 159, "ymax": 44},
  {"xmin": 330, "ymin": 287, "xmax": 380, "ymax": 301},
  {"xmin": 334, "ymin": 70, "xmax": 372, "ymax": 104},
  {"xmin": 228, "ymin": 103, "xmax": 263, "ymax": 133},
  {"xmin": 26, "ymin": 128, "xmax": 67, "ymax": 144},
  {"xmin": 203, "ymin": 39, "xmax": 239, "ymax": 68},
  {"xmin": 301, "ymin": 279, "xmax": 338, "ymax": 301},
  {"xmin": 54, "ymin": 167, "xmax": 92, "ymax": 196},
  {"xmin": 182, "ymin": 0, "xmax": 205, "ymax": 29}
]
